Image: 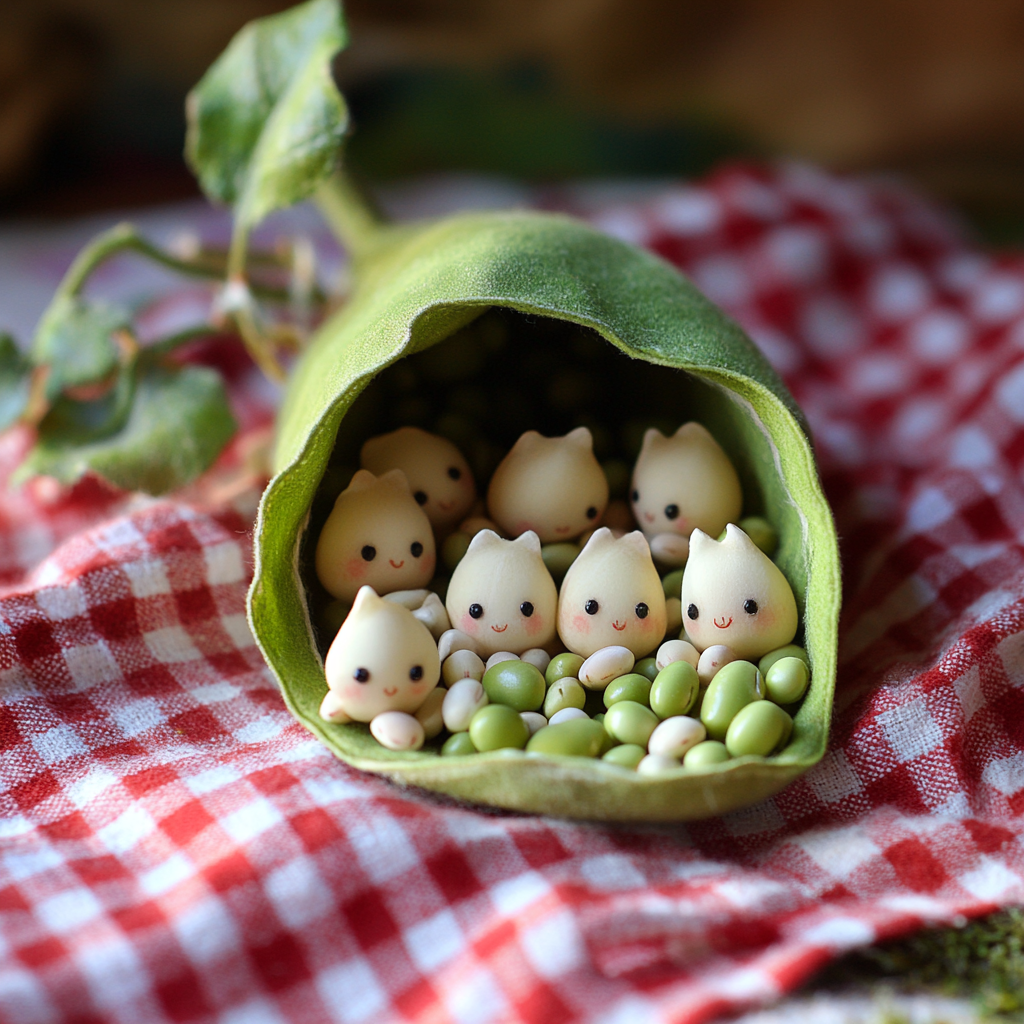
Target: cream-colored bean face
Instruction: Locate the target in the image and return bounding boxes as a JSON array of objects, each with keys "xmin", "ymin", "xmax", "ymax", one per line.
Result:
[
  {"xmin": 445, "ymin": 530, "xmax": 557, "ymax": 656},
  {"xmin": 487, "ymin": 427, "xmax": 608, "ymax": 543},
  {"xmin": 630, "ymin": 423, "xmax": 742, "ymax": 541},
  {"xmin": 361, "ymin": 427, "xmax": 476, "ymax": 535},
  {"xmin": 680, "ymin": 524, "xmax": 798, "ymax": 661},
  {"xmin": 315, "ymin": 469, "xmax": 436, "ymax": 602},
  {"xmin": 323, "ymin": 587, "xmax": 441, "ymax": 722},
  {"xmin": 557, "ymin": 528, "xmax": 667, "ymax": 658}
]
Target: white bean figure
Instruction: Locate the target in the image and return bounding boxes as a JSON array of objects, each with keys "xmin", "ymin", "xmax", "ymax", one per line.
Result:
[
  {"xmin": 681, "ymin": 524, "xmax": 798, "ymax": 662},
  {"xmin": 361, "ymin": 426, "xmax": 476, "ymax": 537},
  {"xmin": 557, "ymin": 528, "xmax": 667, "ymax": 659},
  {"xmin": 630, "ymin": 424, "xmax": 742, "ymax": 566},
  {"xmin": 315, "ymin": 469, "xmax": 436, "ymax": 602},
  {"xmin": 487, "ymin": 427, "xmax": 608, "ymax": 543},
  {"xmin": 445, "ymin": 530, "xmax": 557, "ymax": 657},
  {"xmin": 320, "ymin": 586, "xmax": 441, "ymax": 724}
]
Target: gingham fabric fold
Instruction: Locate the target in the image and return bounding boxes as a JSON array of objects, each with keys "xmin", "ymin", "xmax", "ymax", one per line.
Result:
[{"xmin": 2, "ymin": 163, "xmax": 1024, "ymax": 1024}]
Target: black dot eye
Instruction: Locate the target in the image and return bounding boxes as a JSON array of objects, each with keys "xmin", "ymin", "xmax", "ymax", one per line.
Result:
[
  {"xmin": 635, "ymin": 602, "xmax": 649, "ymax": 619},
  {"xmin": 409, "ymin": 665, "xmax": 423, "ymax": 681},
  {"xmin": 743, "ymin": 599, "xmax": 759, "ymax": 615},
  {"xmin": 354, "ymin": 667, "xmax": 370, "ymax": 683},
  {"xmin": 361, "ymin": 545, "xmax": 376, "ymax": 561},
  {"xmin": 448, "ymin": 466, "xmax": 461, "ymax": 480},
  {"xmin": 664, "ymin": 504, "xmax": 680, "ymax": 520},
  {"xmin": 520, "ymin": 602, "xmax": 534, "ymax": 617},
  {"xmin": 687, "ymin": 604, "xmax": 699, "ymax": 620},
  {"xmin": 586, "ymin": 506, "xmax": 598, "ymax": 520},
  {"xmin": 414, "ymin": 490, "xmax": 428, "ymax": 505},
  {"xmin": 469, "ymin": 604, "xmax": 483, "ymax": 619},
  {"xmin": 585, "ymin": 599, "xmax": 599, "ymax": 615},
  {"xmin": 631, "ymin": 489, "xmax": 639, "ymax": 502},
  {"xmin": 411, "ymin": 541, "xmax": 424, "ymax": 557}
]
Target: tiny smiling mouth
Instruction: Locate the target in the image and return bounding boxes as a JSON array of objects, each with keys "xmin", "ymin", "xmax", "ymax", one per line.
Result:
[
  {"xmin": 438, "ymin": 500, "xmax": 454, "ymax": 511},
  {"xmin": 383, "ymin": 686, "xmax": 398, "ymax": 697},
  {"xmin": 491, "ymin": 623, "xmax": 508, "ymax": 632},
  {"xmin": 714, "ymin": 616, "xmax": 733, "ymax": 629},
  {"xmin": 554, "ymin": 525, "xmax": 571, "ymax": 535},
  {"xmin": 612, "ymin": 621, "xmax": 626, "ymax": 631},
  {"xmin": 389, "ymin": 559, "xmax": 405, "ymax": 568}
]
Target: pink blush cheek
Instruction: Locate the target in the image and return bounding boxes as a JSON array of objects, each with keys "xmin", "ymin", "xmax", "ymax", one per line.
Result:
[
  {"xmin": 345, "ymin": 558, "xmax": 367, "ymax": 580},
  {"xmin": 459, "ymin": 614, "xmax": 479, "ymax": 633},
  {"xmin": 524, "ymin": 615, "xmax": 546, "ymax": 636},
  {"xmin": 571, "ymin": 614, "xmax": 590, "ymax": 634},
  {"xmin": 422, "ymin": 552, "xmax": 436, "ymax": 575}
]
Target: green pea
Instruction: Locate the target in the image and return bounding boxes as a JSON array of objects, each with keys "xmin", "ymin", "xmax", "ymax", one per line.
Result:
[
  {"xmin": 603, "ymin": 700, "xmax": 659, "ymax": 747},
  {"xmin": 526, "ymin": 718, "xmax": 606, "ymax": 758},
  {"xmin": 603, "ymin": 673, "xmax": 652, "ymax": 709},
  {"xmin": 441, "ymin": 732, "xmax": 477, "ymax": 756},
  {"xmin": 739, "ymin": 516, "xmax": 778, "ymax": 556},
  {"xmin": 469, "ymin": 704, "xmax": 530, "ymax": 752},
  {"xmin": 758, "ymin": 644, "xmax": 810, "ymax": 677},
  {"xmin": 482, "ymin": 660, "xmax": 546, "ymax": 712},
  {"xmin": 441, "ymin": 531, "xmax": 471, "ymax": 572},
  {"xmin": 661, "ymin": 569, "xmax": 684, "ymax": 600},
  {"xmin": 700, "ymin": 660, "xmax": 763, "ymax": 741},
  {"xmin": 634, "ymin": 657, "xmax": 659, "ymax": 682},
  {"xmin": 602, "ymin": 744, "xmax": 646, "ymax": 769},
  {"xmin": 546, "ymin": 652, "xmax": 585, "ymax": 687},
  {"xmin": 542, "ymin": 543, "xmax": 581, "ymax": 584},
  {"xmin": 725, "ymin": 701, "xmax": 792, "ymax": 758},
  {"xmin": 544, "ymin": 677, "xmax": 586, "ymax": 718},
  {"xmin": 650, "ymin": 661, "xmax": 699, "ymax": 719},
  {"xmin": 683, "ymin": 740, "xmax": 730, "ymax": 768},
  {"xmin": 765, "ymin": 657, "xmax": 810, "ymax": 705}
]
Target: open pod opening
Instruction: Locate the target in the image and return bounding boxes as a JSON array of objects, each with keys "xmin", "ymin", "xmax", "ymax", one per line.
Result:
[{"xmin": 250, "ymin": 210, "xmax": 840, "ymax": 820}]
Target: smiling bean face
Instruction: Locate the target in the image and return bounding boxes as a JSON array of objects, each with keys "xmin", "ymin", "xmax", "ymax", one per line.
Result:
[
  {"xmin": 361, "ymin": 427, "xmax": 476, "ymax": 536},
  {"xmin": 323, "ymin": 586, "xmax": 440, "ymax": 722},
  {"xmin": 630, "ymin": 423, "xmax": 742, "ymax": 546},
  {"xmin": 315, "ymin": 469, "xmax": 436, "ymax": 602},
  {"xmin": 487, "ymin": 427, "xmax": 608, "ymax": 543},
  {"xmin": 557, "ymin": 528, "xmax": 667, "ymax": 658},
  {"xmin": 680, "ymin": 524, "xmax": 798, "ymax": 660},
  {"xmin": 445, "ymin": 530, "xmax": 557, "ymax": 656}
]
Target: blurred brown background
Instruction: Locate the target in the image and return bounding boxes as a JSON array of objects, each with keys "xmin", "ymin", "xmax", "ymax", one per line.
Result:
[{"xmin": 3, "ymin": 0, "xmax": 1023, "ymax": 241}]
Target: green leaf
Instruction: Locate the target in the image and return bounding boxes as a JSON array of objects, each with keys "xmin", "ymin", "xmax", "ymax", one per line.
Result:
[
  {"xmin": 185, "ymin": 0, "xmax": 349, "ymax": 230},
  {"xmin": 0, "ymin": 334, "xmax": 32, "ymax": 431},
  {"xmin": 32, "ymin": 295, "xmax": 129, "ymax": 399},
  {"xmin": 17, "ymin": 360, "xmax": 237, "ymax": 494},
  {"xmin": 249, "ymin": 209, "xmax": 841, "ymax": 822},
  {"xmin": 34, "ymin": 360, "xmax": 137, "ymax": 445}
]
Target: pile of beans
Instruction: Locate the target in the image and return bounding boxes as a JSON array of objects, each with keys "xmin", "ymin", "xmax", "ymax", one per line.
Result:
[{"xmin": 429, "ymin": 638, "xmax": 811, "ymax": 772}]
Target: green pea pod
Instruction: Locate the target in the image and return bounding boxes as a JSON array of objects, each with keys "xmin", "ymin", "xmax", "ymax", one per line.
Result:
[{"xmin": 247, "ymin": 202, "xmax": 840, "ymax": 821}]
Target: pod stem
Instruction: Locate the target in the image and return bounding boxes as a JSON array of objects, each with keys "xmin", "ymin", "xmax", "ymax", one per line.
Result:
[{"xmin": 314, "ymin": 168, "xmax": 384, "ymax": 258}]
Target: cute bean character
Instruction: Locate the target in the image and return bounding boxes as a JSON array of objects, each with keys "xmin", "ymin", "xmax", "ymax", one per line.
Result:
[
  {"xmin": 487, "ymin": 427, "xmax": 608, "ymax": 543},
  {"xmin": 315, "ymin": 469, "xmax": 436, "ymax": 602},
  {"xmin": 557, "ymin": 528, "xmax": 667, "ymax": 659},
  {"xmin": 630, "ymin": 424, "xmax": 742, "ymax": 566},
  {"xmin": 445, "ymin": 530, "xmax": 557, "ymax": 657},
  {"xmin": 680, "ymin": 524, "xmax": 798, "ymax": 662},
  {"xmin": 361, "ymin": 426, "xmax": 476, "ymax": 536},
  {"xmin": 320, "ymin": 586, "xmax": 440, "ymax": 723}
]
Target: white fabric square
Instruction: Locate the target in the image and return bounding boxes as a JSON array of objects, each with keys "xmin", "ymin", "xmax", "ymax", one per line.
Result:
[
  {"xmin": 799, "ymin": 916, "xmax": 875, "ymax": 949},
  {"xmin": 348, "ymin": 814, "xmax": 420, "ymax": 885},
  {"xmin": 220, "ymin": 999, "xmax": 286, "ymax": 1024},
  {"xmin": 63, "ymin": 642, "xmax": 122, "ymax": 691},
  {"xmin": 877, "ymin": 695, "xmax": 943, "ymax": 762},
  {"xmin": 222, "ymin": 613, "xmax": 255, "ymax": 649},
  {"xmin": 234, "ymin": 716, "xmax": 286, "ymax": 745},
  {"xmin": 144, "ymin": 626, "xmax": 203, "ymax": 664},
  {"xmin": 113, "ymin": 698, "xmax": 164, "ymax": 738},
  {"xmin": 953, "ymin": 666, "xmax": 985, "ymax": 723},
  {"xmin": 520, "ymin": 908, "xmax": 583, "ymax": 980},
  {"xmin": 449, "ymin": 967, "xmax": 509, "ymax": 1024},
  {"xmin": 95, "ymin": 519, "xmax": 144, "ymax": 553},
  {"xmin": 724, "ymin": 801, "xmax": 785, "ymax": 837},
  {"xmin": 3, "ymin": 844, "xmax": 63, "ymax": 881},
  {"xmin": 174, "ymin": 898, "xmax": 241, "ymax": 966},
  {"xmin": 191, "ymin": 682, "xmax": 238, "ymax": 705},
  {"xmin": 31, "ymin": 724, "xmax": 86, "ymax": 765},
  {"xmin": 37, "ymin": 887, "xmax": 102, "ymax": 933},
  {"xmin": 97, "ymin": 804, "xmax": 156, "ymax": 856},
  {"xmin": 403, "ymin": 908, "xmax": 464, "ymax": 973},
  {"xmin": 959, "ymin": 857, "xmax": 1023, "ymax": 902},
  {"xmin": 996, "ymin": 361, "xmax": 1024, "ymax": 423},
  {"xmin": 999, "ymin": 632, "xmax": 1024, "ymax": 685},
  {"xmin": 204, "ymin": 542, "xmax": 245, "ymax": 586},
  {"xmin": 265, "ymin": 856, "xmax": 328, "ymax": 930},
  {"xmin": 185, "ymin": 764, "xmax": 240, "ymax": 796},
  {"xmin": 808, "ymin": 749, "xmax": 863, "ymax": 804},
  {"xmin": 34, "ymin": 586, "xmax": 87, "ymax": 621},
  {"xmin": 222, "ymin": 798, "xmax": 283, "ymax": 844},
  {"xmin": 316, "ymin": 958, "xmax": 386, "ymax": 1024},
  {"xmin": 122, "ymin": 558, "xmax": 172, "ymax": 599},
  {"xmin": 653, "ymin": 188, "xmax": 720, "ymax": 235},
  {"xmin": 77, "ymin": 936, "xmax": 148, "ymax": 1009},
  {"xmin": 579, "ymin": 854, "xmax": 647, "ymax": 891},
  {"xmin": 66, "ymin": 766, "xmax": 118, "ymax": 809},
  {"xmin": 765, "ymin": 225, "xmax": 827, "ymax": 285},
  {"xmin": 983, "ymin": 754, "xmax": 1024, "ymax": 796},
  {"xmin": 141, "ymin": 852, "xmax": 193, "ymax": 896},
  {"xmin": 798, "ymin": 826, "xmax": 879, "ymax": 878},
  {"xmin": 0, "ymin": 966, "xmax": 58, "ymax": 1024},
  {"xmin": 489, "ymin": 871, "xmax": 550, "ymax": 917}
]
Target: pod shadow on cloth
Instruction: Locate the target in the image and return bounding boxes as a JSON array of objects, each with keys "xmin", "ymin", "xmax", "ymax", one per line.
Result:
[{"xmin": 248, "ymin": 209, "xmax": 840, "ymax": 820}]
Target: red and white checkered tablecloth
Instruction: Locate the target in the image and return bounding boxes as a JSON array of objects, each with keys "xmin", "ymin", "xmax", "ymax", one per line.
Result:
[{"xmin": 2, "ymin": 162, "xmax": 1024, "ymax": 1024}]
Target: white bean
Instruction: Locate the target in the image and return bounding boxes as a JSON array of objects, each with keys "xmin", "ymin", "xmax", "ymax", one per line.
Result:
[
  {"xmin": 485, "ymin": 651, "xmax": 518, "ymax": 670},
  {"xmin": 548, "ymin": 707, "xmax": 589, "ymax": 725},
  {"xmin": 521, "ymin": 648, "xmax": 551, "ymax": 673},
  {"xmin": 438, "ymin": 628, "xmax": 480, "ymax": 661},
  {"xmin": 442, "ymin": 649, "xmax": 485, "ymax": 685},
  {"xmin": 579, "ymin": 646, "xmax": 635, "ymax": 690},
  {"xmin": 520, "ymin": 711, "xmax": 548, "ymax": 736},
  {"xmin": 656, "ymin": 639, "xmax": 699, "ymax": 671},
  {"xmin": 442, "ymin": 678, "xmax": 489, "ymax": 732},
  {"xmin": 636, "ymin": 753, "xmax": 680, "ymax": 776},
  {"xmin": 414, "ymin": 687, "xmax": 447, "ymax": 739},
  {"xmin": 697, "ymin": 644, "xmax": 737, "ymax": 686},
  {"xmin": 370, "ymin": 711, "xmax": 425, "ymax": 751},
  {"xmin": 648, "ymin": 716, "xmax": 706, "ymax": 759},
  {"xmin": 412, "ymin": 592, "xmax": 451, "ymax": 639}
]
